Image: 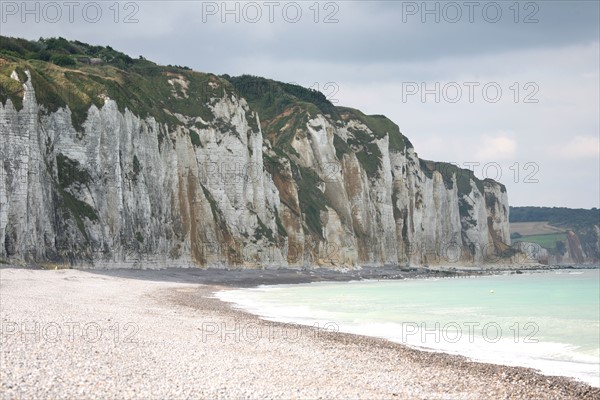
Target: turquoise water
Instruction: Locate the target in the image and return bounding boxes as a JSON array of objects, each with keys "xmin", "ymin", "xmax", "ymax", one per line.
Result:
[{"xmin": 218, "ymin": 269, "xmax": 600, "ymax": 387}]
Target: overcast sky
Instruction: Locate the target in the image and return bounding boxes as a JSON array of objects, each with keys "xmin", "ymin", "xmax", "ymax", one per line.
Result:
[{"xmin": 2, "ymin": 0, "xmax": 599, "ymax": 208}]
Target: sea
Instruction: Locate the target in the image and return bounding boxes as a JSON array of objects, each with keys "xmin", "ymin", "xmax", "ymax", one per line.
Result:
[{"xmin": 217, "ymin": 268, "xmax": 600, "ymax": 387}]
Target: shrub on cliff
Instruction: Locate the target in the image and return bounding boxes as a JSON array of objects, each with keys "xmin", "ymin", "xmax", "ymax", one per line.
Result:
[{"xmin": 51, "ymin": 54, "xmax": 75, "ymax": 67}]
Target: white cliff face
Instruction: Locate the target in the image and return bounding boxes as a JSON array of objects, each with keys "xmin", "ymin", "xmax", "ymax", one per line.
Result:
[{"xmin": 0, "ymin": 70, "xmax": 510, "ymax": 268}]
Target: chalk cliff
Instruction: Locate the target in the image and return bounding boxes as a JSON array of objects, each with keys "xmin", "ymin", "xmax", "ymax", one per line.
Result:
[{"xmin": 0, "ymin": 38, "xmax": 510, "ymax": 268}]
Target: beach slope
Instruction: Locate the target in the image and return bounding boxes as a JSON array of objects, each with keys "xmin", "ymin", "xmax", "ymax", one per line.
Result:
[{"xmin": 0, "ymin": 268, "xmax": 597, "ymax": 399}]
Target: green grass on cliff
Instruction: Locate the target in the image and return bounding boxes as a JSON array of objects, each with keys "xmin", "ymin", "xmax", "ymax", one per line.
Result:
[
  {"xmin": 0, "ymin": 36, "xmax": 229, "ymax": 134},
  {"xmin": 333, "ymin": 134, "xmax": 352, "ymax": 160},
  {"xmin": 225, "ymin": 75, "xmax": 338, "ymax": 121},
  {"xmin": 0, "ymin": 63, "xmax": 25, "ymax": 109},
  {"xmin": 419, "ymin": 159, "xmax": 490, "ymax": 226},
  {"xmin": 338, "ymin": 107, "xmax": 413, "ymax": 178},
  {"xmin": 418, "ymin": 159, "xmax": 487, "ymax": 196},
  {"xmin": 293, "ymin": 164, "xmax": 328, "ymax": 240},
  {"xmin": 53, "ymin": 153, "xmax": 98, "ymax": 240},
  {"xmin": 339, "ymin": 107, "xmax": 412, "ymax": 153}
]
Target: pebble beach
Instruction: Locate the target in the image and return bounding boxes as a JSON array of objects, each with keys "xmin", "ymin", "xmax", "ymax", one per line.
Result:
[{"xmin": 1, "ymin": 267, "xmax": 598, "ymax": 399}]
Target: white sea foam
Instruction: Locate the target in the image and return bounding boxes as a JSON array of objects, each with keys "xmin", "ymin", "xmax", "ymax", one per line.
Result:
[{"xmin": 216, "ymin": 270, "xmax": 600, "ymax": 387}]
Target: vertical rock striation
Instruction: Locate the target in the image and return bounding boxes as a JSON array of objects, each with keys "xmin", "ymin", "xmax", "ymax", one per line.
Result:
[{"xmin": 0, "ymin": 62, "xmax": 510, "ymax": 268}]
